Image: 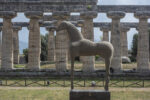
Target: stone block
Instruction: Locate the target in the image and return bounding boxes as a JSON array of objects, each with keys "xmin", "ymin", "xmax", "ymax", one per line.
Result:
[{"xmin": 70, "ymin": 90, "xmax": 110, "ymax": 100}]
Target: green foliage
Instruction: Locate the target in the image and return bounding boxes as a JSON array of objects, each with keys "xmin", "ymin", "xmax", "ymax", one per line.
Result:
[
  {"xmin": 40, "ymin": 34, "xmax": 48, "ymax": 61},
  {"xmin": 23, "ymin": 33, "xmax": 48, "ymax": 62},
  {"xmin": 130, "ymin": 34, "xmax": 138, "ymax": 62},
  {"xmin": 23, "ymin": 48, "xmax": 28, "ymax": 62}
]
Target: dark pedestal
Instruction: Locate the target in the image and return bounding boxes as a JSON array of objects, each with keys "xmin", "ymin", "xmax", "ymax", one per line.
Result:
[{"xmin": 70, "ymin": 90, "xmax": 110, "ymax": 100}]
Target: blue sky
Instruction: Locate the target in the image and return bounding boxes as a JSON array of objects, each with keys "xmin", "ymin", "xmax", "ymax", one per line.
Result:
[{"xmin": 0, "ymin": 0, "xmax": 150, "ymax": 53}]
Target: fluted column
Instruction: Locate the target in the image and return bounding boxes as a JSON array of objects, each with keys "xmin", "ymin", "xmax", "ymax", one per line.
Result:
[
  {"xmin": 46, "ymin": 26, "xmax": 56, "ymax": 62},
  {"xmin": 0, "ymin": 27, "xmax": 2, "ymax": 64},
  {"xmin": 0, "ymin": 11, "xmax": 16, "ymax": 70},
  {"xmin": 100, "ymin": 26, "xmax": 110, "ymax": 41},
  {"xmin": 80, "ymin": 11, "xmax": 97, "ymax": 73},
  {"xmin": 52, "ymin": 11, "xmax": 70, "ymax": 72},
  {"xmin": 13, "ymin": 26, "xmax": 22, "ymax": 64},
  {"xmin": 25, "ymin": 11, "xmax": 43, "ymax": 70},
  {"xmin": 134, "ymin": 11, "xmax": 150, "ymax": 72},
  {"xmin": 107, "ymin": 11, "xmax": 125, "ymax": 72},
  {"xmin": 120, "ymin": 26, "xmax": 130, "ymax": 57}
]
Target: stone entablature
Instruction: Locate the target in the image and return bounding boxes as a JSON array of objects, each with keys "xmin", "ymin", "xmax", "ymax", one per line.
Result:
[{"xmin": 1, "ymin": 22, "xmax": 149, "ymax": 28}]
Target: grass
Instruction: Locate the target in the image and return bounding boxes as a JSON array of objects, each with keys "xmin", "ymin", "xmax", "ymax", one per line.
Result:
[
  {"xmin": 0, "ymin": 87, "xmax": 150, "ymax": 100},
  {"xmin": 14, "ymin": 61, "xmax": 137, "ymax": 70}
]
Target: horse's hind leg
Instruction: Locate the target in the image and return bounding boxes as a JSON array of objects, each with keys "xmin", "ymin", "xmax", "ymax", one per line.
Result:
[
  {"xmin": 104, "ymin": 58, "xmax": 110, "ymax": 91},
  {"xmin": 71, "ymin": 57, "xmax": 75, "ymax": 90}
]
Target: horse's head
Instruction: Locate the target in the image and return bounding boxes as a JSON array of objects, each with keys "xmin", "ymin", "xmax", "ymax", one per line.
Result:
[{"xmin": 57, "ymin": 21, "xmax": 68, "ymax": 31}]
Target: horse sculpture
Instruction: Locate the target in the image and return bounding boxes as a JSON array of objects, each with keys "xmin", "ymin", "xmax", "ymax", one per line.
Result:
[{"xmin": 57, "ymin": 21, "xmax": 114, "ymax": 91}]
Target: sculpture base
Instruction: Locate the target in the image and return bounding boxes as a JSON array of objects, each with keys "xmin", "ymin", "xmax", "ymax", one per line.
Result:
[{"xmin": 70, "ymin": 89, "xmax": 110, "ymax": 100}]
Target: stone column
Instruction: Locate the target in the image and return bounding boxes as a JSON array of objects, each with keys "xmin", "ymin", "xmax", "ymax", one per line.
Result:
[
  {"xmin": 52, "ymin": 11, "xmax": 70, "ymax": 72},
  {"xmin": 100, "ymin": 26, "xmax": 110, "ymax": 41},
  {"xmin": 0, "ymin": 11, "xmax": 16, "ymax": 70},
  {"xmin": 120, "ymin": 26, "xmax": 130, "ymax": 57},
  {"xmin": 107, "ymin": 11, "xmax": 125, "ymax": 72},
  {"xmin": 46, "ymin": 26, "xmax": 56, "ymax": 62},
  {"xmin": 25, "ymin": 11, "xmax": 43, "ymax": 70},
  {"xmin": 13, "ymin": 26, "xmax": 22, "ymax": 64},
  {"xmin": 0, "ymin": 27, "xmax": 2, "ymax": 64},
  {"xmin": 134, "ymin": 11, "xmax": 150, "ymax": 72},
  {"xmin": 80, "ymin": 11, "xmax": 97, "ymax": 73}
]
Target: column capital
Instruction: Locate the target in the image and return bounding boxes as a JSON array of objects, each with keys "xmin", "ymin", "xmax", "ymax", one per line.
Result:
[
  {"xmin": 13, "ymin": 26, "xmax": 22, "ymax": 31},
  {"xmin": 25, "ymin": 11, "xmax": 43, "ymax": 19},
  {"xmin": 120, "ymin": 26, "xmax": 130, "ymax": 32},
  {"xmin": 134, "ymin": 11, "xmax": 150, "ymax": 19},
  {"xmin": 46, "ymin": 26, "xmax": 56, "ymax": 32},
  {"xmin": 80, "ymin": 11, "xmax": 97, "ymax": 19},
  {"xmin": 0, "ymin": 11, "xmax": 16, "ymax": 19},
  {"xmin": 107, "ymin": 11, "xmax": 125, "ymax": 19},
  {"xmin": 100, "ymin": 26, "xmax": 110, "ymax": 32},
  {"xmin": 52, "ymin": 11, "xmax": 70, "ymax": 20},
  {"xmin": 77, "ymin": 20, "xmax": 84, "ymax": 27}
]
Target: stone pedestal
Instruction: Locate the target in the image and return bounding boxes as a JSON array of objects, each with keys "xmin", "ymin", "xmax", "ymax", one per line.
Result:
[
  {"xmin": 100, "ymin": 26, "xmax": 110, "ymax": 41},
  {"xmin": 134, "ymin": 11, "xmax": 150, "ymax": 72},
  {"xmin": 13, "ymin": 26, "xmax": 22, "ymax": 64},
  {"xmin": 107, "ymin": 11, "xmax": 125, "ymax": 72},
  {"xmin": 120, "ymin": 26, "xmax": 130, "ymax": 57},
  {"xmin": 0, "ymin": 11, "xmax": 16, "ymax": 70},
  {"xmin": 70, "ymin": 90, "xmax": 110, "ymax": 100},
  {"xmin": 52, "ymin": 11, "xmax": 70, "ymax": 73},
  {"xmin": 25, "ymin": 11, "xmax": 43, "ymax": 70},
  {"xmin": 46, "ymin": 26, "xmax": 56, "ymax": 62},
  {"xmin": 80, "ymin": 11, "xmax": 97, "ymax": 73}
]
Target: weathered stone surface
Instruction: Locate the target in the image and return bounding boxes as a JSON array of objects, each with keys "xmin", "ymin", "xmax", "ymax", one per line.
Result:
[
  {"xmin": 134, "ymin": 11, "xmax": 150, "ymax": 19},
  {"xmin": 80, "ymin": 11, "xmax": 97, "ymax": 19},
  {"xmin": 70, "ymin": 90, "xmax": 110, "ymax": 100},
  {"xmin": 46, "ymin": 26, "xmax": 56, "ymax": 62},
  {"xmin": 100, "ymin": 26, "xmax": 110, "ymax": 41},
  {"xmin": 120, "ymin": 26, "xmax": 130, "ymax": 57},
  {"xmin": 0, "ymin": 11, "xmax": 16, "ymax": 70},
  {"xmin": 13, "ymin": 26, "xmax": 22, "ymax": 64},
  {"xmin": 0, "ymin": 0, "xmax": 97, "ymax": 12},
  {"xmin": 57, "ymin": 21, "xmax": 113, "ymax": 90},
  {"xmin": 97, "ymin": 5, "xmax": 150, "ymax": 13},
  {"xmin": 0, "ymin": 22, "xmax": 150, "ymax": 28},
  {"xmin": 134, "ymin": 11, "xmax": 150, "ymax": 72},
  {"xmin": 25, "ymin": 11, "xmax": 43, "ymax": 70},
  {"xmin": 25, "ymin": 11, "xmax": 43, "ymax": 19},
  {"xmin": 107, "ymin": 11, "xmax": 125, "ymax": 72},
  {"xmin": 80, "ymin": 12, "xmax": 97, "ymax": 73},
  {"xmin": 53, "ymin": 11, "xmax": 70, "ymax": 20},
  {"xmin": 0, "ymin": 27, "xmax": 2, "ymax": 64},
  {"xmin": 0, "ymin": 11, "xmax": 16, "ymax": 18},
  {"xmin": 52, "ymin": 11, "xmax": 70, "ymax": 73},
  {"xmin": 107, "ymin": 11, "xmax": 125, "ymax": 19}
]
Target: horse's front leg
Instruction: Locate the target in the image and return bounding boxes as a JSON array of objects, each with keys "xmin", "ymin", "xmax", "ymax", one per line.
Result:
[
  {"xmin": 71, "ymin": 57, "xmax": 75, "ymax": 90},
  {"xmin": 105, "ymin": 58, "xmax": 110, "ymax": 91}
]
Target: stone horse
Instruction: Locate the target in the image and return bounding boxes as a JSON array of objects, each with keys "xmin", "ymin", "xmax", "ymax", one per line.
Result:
[{"xmin": 57, "ymin": 21, "xmax": 114, "ymax": 91}]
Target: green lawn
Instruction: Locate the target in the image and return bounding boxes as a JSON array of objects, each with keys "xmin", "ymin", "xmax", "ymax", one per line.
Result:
[
  {"xmin": 0, "ymin": 87, "xmax": 149, "ymax": 100},
  {"xmin": 14, "ymin": 61, "xmax": 137, "ymax": 70}
]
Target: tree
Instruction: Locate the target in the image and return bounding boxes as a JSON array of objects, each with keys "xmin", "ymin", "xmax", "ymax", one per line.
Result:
[
  {"xmin": 130, "ymin": 34, "xmax": 138, "ymax": 62},
  {"xmin": 23, "ymin": 33, "xmax": 48, "ymax": 62},
  {"xmin": 23, "ymin": 48, "xmax": 28, "ymax": 62},
  {"xmin": 40, "ymin": 34, "xmax": 48, "ymax": 61}
]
